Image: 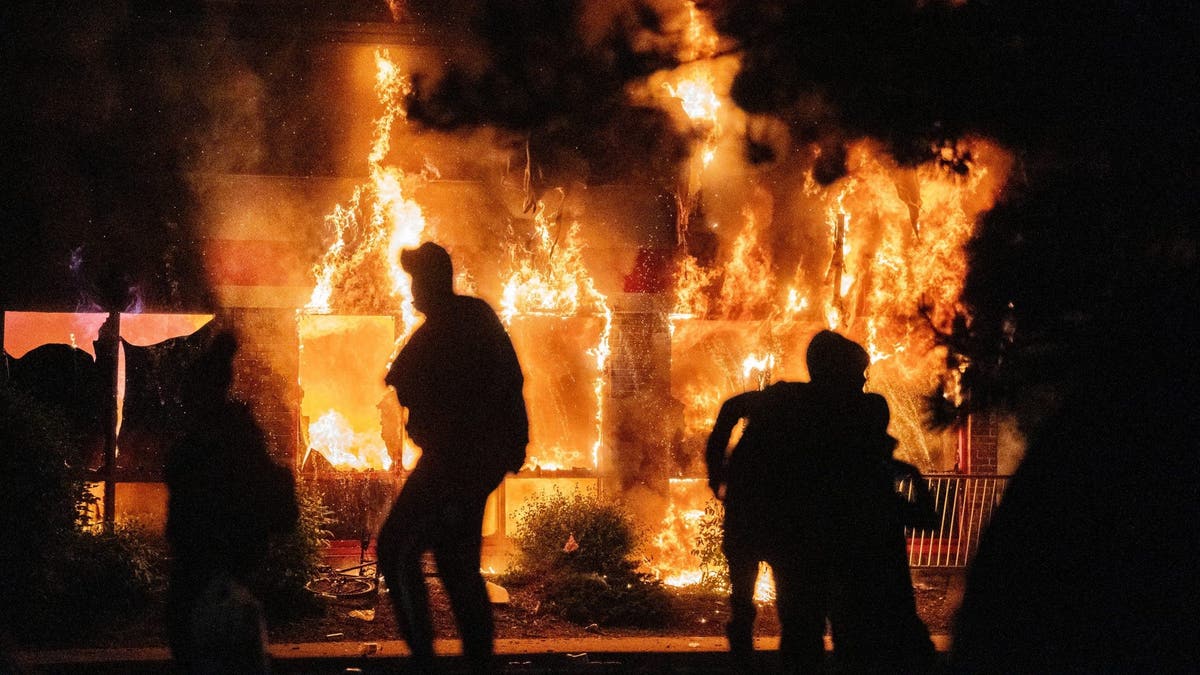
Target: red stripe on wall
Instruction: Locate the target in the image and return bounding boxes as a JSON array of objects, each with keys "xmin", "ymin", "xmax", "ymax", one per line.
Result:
[{"xmin": 203, "ymin": 239, "xmax": 311, "ymax": 287}]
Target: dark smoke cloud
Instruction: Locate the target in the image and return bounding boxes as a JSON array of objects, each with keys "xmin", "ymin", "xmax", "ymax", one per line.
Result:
[
  {"xmin": 0, "ymin": 2, "xmax": 216, "ymax": 311},
  {"xmin": 0, "ymin": 1, "xmax": 379, "ymax": 311},
  {"xmin": 401, "ymin": 0, "xmax": 689, "ymax": 191}
]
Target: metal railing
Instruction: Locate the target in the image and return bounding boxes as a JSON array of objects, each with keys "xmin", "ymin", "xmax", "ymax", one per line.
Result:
[{"xmin": 898, "ymin": 474, "xmax": 1010, "ymax": 568}]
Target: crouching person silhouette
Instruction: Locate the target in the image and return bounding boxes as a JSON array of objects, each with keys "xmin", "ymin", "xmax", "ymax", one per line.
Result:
[{"xmin": 377, "ymin": 242, "xmax": 528, "ymax": 673}]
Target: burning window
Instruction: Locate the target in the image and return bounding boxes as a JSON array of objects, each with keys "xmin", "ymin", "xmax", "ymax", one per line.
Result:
[{"xmin": 298, "ymin": 314, "xmax": 399, "ymax": 472}]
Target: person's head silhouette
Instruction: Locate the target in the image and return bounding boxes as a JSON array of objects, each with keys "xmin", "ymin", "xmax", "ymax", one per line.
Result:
[
  {"xmin": 806, "ymin": 330, "xmax": 870, "ymax": 393},
  {"xmin": 401, "ymin": 242, "xmax": 454, "ymax": 315},
  {"xmin": 182, "ymin": 330, "xmax": 238, "ymax": 411}
]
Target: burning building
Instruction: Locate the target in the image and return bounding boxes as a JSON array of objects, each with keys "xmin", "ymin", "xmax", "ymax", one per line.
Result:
[{"xmin": 1, "ymin": 1, "xmax": 1023, "ymax": 584}]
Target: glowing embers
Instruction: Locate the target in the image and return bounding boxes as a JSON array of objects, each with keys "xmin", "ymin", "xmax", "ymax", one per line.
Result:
[{"xmin": 298, "ymin": 314, "xmax": 401, "ymax": 472}]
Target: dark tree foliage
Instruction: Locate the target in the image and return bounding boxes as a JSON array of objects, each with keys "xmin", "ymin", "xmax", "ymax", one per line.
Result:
[
  {"xmin": 0, "ymin": 3, "xmax": 215, "ymax": 311},
  {"xmin": 402, "ymin": 0, "xmax": 687, "ymax": 189},
  {"xmin": 703, "ymin": 1, "xmax": 1200, "ymax": 669}
]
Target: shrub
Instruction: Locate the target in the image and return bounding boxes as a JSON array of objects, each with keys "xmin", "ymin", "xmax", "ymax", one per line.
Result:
[
  {"xmin": 0, "ymin": 386, "xmax": 97, "ymax": 639},
  {"xmin": 507, "ymin": 488, "xmax": 674, "ymax": 627},
  {"xmin": 545, "ymin": 570, "xmax": 673, "ymax": 627},
  {"xmin": 53, "ymin": 522, "xmax": 168, "ymax": 618},
  {"xmin": 692, "ymin": 499, "xmax": 729, "ymax": 590},
  {"xmin": 510, "ymin": 488, "xmax": 639, "ymax": 577},
  {"xmin": 251, "ymin": 478, "xmax": 333, "ymax": 621}
]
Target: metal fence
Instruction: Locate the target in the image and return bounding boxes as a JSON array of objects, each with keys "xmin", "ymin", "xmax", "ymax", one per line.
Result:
[{"xmin": 898, "ymin": 474, "xmax": 1011, "ymax": 568}]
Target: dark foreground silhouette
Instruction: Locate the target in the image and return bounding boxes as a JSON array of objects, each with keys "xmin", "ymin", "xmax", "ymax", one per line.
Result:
[
  {"xmin": 707, "ymin": 330, "xmax": 933, "ymax": 672},
  {"xmin": 378, "ymin": 242, "xmax": 528, "ymax": 673},
  {"xmin": 166, "ymin": 331, "xmax": 298, "ymax": 673}
]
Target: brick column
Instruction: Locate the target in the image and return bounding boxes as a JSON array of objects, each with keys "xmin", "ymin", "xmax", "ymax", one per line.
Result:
[
  {"xmin": 964, "ymin": 410, "xmax": 1000, "ymax": 474},
  {"xmin": 603, "ymin": 292, "xmax": 679, "ymax": 497}
]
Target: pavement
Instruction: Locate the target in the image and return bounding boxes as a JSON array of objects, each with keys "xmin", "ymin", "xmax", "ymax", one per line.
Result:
[{"xmin": 12, "ymin": 635, "xmax": 952, "ymax": 673}]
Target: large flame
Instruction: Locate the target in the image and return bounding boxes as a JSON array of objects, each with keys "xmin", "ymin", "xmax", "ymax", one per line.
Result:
[
  {"xmin": 306, "ymin": 409, "xmax": 392, "ymax": 471},
  {"xmin": 654, "ymin": 138, "xmax": 1010, "ymax": 587},
  {"xmin": 307, "ymin": 49, "xmax": 428, "ymax": 334},
  {"xmin": 500, "ymin": 200, "xmax": 612, "ymax": 471},
  {"xmin": 499, "ymin": 201, "xmax": 607, "ymax": 323},
  {"xmin": 304, "ymin": 50, "xmax": 429, "ymax": 472}
]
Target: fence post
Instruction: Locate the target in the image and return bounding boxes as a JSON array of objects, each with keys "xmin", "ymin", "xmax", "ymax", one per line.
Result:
[
  {"xmin": 98, "ymin": 311, "xmax": 121, "ymax": 531},
  {"xmin": 0, "ymin": 308, "xmax": 7, "ymax": 387}
]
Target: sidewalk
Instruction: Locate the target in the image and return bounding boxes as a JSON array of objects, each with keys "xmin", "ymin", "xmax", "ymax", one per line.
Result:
[{"xmin": 14, "ymin": 634, "xmax": 952, "ymax": 673}]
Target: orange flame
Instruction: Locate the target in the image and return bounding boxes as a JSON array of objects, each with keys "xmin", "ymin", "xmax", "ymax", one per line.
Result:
[
  {"xmin": 500, "ymin": 200, "xmax": 612, "ymax": 471},
  {"xmin": 307, "ymin": 49, "xmax": 428, "ymax": 337},
  {"xmin": 499, "ymin": 201, "xmax": 607, "ymax": 323},
  {"xmin": 307, "ymin": 409, "xmax": 393, "ymax": 471}
]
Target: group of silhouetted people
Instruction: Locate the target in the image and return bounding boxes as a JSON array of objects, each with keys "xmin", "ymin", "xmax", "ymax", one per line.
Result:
[
  {"xmin": 165, "ymin": 242, "xmax": 937, "ymax": 673},
  {"xmin": 707, "ymin": 330, "xmax": 937, "ymax": 672}
]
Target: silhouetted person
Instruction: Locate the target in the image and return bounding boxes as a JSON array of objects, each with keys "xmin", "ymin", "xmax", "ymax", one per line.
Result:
[
  {"xmin": 951, "ymin": 359, "xmax": 1200, "ymax": 672},
  {"xmin": 377, "ymin": 242, "xmax": 528, "ymax": 673},
  {"xmin": 706, "ymin": 330, "xmax": 933, "ymax": 672},
  {"xmin": 165, "ymin": 331, "xmax": 298, "ymax": 674},
  {"xmin": 808, "ymin": 334, "xmax": 933, "ymax": 673},
  {"xmin": 707, "ymin": 370, "xmax": 828, "ymax": 671}
]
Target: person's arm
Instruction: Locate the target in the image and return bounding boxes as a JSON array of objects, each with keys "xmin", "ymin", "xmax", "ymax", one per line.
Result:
[
  {"xmin": 892, "ymin": 458, "xmax": 941, "ymax": 530},
  {"xmin": 705, "ymin": 392, "xmax": 757, "ymax": 499}
]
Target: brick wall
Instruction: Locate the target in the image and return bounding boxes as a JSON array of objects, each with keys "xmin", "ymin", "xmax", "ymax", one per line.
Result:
[
  {"xmin": 221, "ymin": 308, "xmax": 301, "ymax": 467},
  {"xmin": 966, "ymin": 410, "xmax": 1000, "ymax": 474}
]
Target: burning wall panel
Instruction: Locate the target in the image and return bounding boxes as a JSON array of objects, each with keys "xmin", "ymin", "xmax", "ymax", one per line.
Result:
[
  {"xmin": 298, "ymin": 314, "xmax": 396, "ymax": 471},
  {"xmin": 506, "ymin": 316, "xmax": 606, "ymax": 472}
]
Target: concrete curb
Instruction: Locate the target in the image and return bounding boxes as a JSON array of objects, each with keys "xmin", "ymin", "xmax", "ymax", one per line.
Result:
[{"xmin": 15, "ymin": 634, "xmax": 951, "ymax": 672}]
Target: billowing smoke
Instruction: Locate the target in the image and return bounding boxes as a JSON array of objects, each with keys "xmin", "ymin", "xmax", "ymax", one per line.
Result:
[
  {"xmin": 401, "ymin": 0, "xmax": 689, "ymax": 191},
  {"xmin": 0, "ymin": 4, "xmax": 213, "ymax": 312}
]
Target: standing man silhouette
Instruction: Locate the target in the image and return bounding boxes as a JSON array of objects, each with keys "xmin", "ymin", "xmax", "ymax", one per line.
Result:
[{"xmin": 377, "ymin": 242, "xmax": 528, "ymax": 673}]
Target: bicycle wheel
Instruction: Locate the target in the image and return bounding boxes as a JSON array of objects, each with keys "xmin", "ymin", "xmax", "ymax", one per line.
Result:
[{"xmin": 305, "ymin": 574, "xmax": 377, "ymax": 599}]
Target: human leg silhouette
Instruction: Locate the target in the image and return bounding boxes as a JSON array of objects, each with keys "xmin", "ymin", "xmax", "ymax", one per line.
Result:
[
  {"xmin": 770, "ymin": 555, "xmax": 828, "ymax": 673},
  {"xmin": 724, "ymin": 549, "xmax": 760, "ymax": 670},
  {"xmin": 433, "ymin": 488, "xmax": 494, "ymax": 673},
  {"xmin": 377, "ymin": 468, "xmax": 437, "ymax": 671}
]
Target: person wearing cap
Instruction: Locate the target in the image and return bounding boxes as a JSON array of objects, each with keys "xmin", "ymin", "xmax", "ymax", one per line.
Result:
[{"xmin": 377, "ymin": 242, "xmax": 528, "ymax": 673}]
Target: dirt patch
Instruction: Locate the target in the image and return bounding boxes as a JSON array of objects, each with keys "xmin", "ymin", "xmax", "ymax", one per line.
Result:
[
  {"xmin": 28, "ymin": 570, "xmax": 960, "ymax": 649},
  {"xmin": 269, "ymin": 569, "xmax": 960, "ymax": 645}
]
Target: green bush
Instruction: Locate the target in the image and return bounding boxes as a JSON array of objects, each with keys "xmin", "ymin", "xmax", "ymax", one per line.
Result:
[
  {"xmin": 510, "ymin": 488, "xmax": 640, "ymax": 577},
  {"xmin": 507, "ymin": 488, "xmax": 674, "ymax": 627},
  {"xmin": 0, "ymin": 386, "xmax": 98, "ymax": 638},
  {"xmin": 251, "ymin": 478, "xmax": 333, "ymax": 621},
  {"xmin": 692, "ymin": 499, "xmax": 729, "ymax": 590},
  {"xmin": 54, "ymin": 523, "xmax": 168, "ymax": 618}
]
